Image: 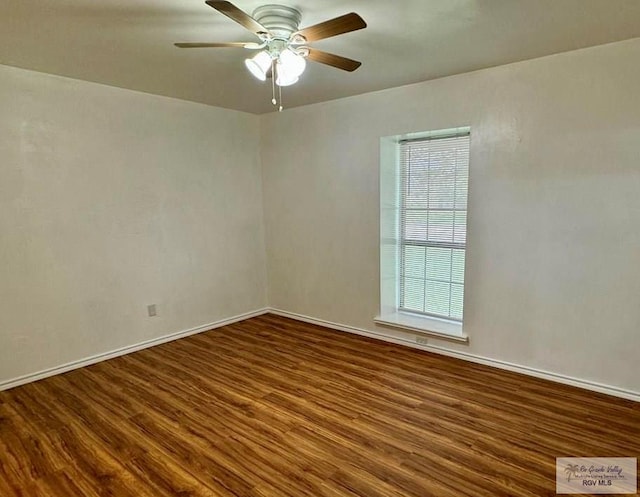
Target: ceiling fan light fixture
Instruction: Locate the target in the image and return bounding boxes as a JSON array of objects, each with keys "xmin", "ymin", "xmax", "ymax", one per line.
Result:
[
  {"xmin": 175, "ymin": 2, "xmax": 366, "ymax": 109},
  {"xmin": 244, "ymin": 50, "xmax": 272, "ymax": 81}
]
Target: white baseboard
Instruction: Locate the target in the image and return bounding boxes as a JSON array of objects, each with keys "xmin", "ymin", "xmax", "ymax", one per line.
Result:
[
  {"xmin": 4, "ymin": 306, "xmax": 638, "ymax": 403},
  {"xmin": 268, "ymin": 308, "xmax": 640, "ymax": 403},
  {"xmin": 0, "ymin": 308, "xmax": 269, "ymax": 392}
]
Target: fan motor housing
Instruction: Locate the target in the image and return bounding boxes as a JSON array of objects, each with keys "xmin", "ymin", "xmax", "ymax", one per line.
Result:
[{"xmin": 252, "ymin": 5, "xmax": 302, "ymax": 38}]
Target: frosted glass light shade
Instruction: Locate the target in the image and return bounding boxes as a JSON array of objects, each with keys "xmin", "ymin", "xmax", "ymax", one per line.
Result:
[
  {"xmin": 276, "ymin": 49, "xmax": 305, "ymax": 86},
  {"xmin": 244, "ymin": 51, "xmax": 272, "ymax": 81},
  {"xmin": 275, "ymin": 65, "xmax": 298, "ymax": 86},
  {"xmin": 279, "ymin": 49, "xmax": 306, "ymax": 77}
]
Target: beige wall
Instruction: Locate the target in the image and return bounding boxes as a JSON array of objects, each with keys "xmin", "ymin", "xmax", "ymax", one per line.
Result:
[
  {"xmin": 0, "ymin": 64, "xmax": 267, "ymax": 383},
  {"xmin": 261, "ymin": 38, "xmax": 640, "ymax": 395}
]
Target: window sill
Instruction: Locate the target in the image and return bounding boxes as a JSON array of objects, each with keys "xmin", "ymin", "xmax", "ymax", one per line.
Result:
[{"xmin": 374, "ymin": 312, "xmax": 469, "ymax": 344}]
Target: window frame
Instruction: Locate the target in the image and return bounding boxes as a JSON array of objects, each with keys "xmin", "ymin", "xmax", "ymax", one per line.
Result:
[{"xmin": 376, "ymin": 127, "xmax": 470, "ymax": 343}]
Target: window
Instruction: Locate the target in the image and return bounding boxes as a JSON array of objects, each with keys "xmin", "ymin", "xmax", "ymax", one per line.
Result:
[
  {"xmin": 377, "ymin": 128, "xmax": 470, "ymax": 342},
  {"xmin": 399, "ymin": 133, "xmax": 470, "ymax": 321}
]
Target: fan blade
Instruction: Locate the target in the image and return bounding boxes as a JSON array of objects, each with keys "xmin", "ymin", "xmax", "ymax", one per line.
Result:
[
  {"xmin": 295, "ymin": 13, "xmax": 366, "ymax": 43},
  {"xmin": 307, "ymin": 49, "xmax": 362, "ymax": 72},
  {"xmin": 174, "ymin": 42, "xmax": 259, "ymax": 48},
  {"xmin": 205, "ymin": 1, "xmax": 268, "ymax": 35}
]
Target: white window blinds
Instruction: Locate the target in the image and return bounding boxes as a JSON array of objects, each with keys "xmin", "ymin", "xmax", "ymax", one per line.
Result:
[{"xmin": 399, "ymin": 133, "xmax": 470, "ymax": 321}]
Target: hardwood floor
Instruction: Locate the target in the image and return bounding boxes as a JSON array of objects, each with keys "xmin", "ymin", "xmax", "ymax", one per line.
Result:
[{"xmin": 0, "ymin": 314, "xmax": 638, "ymax": 497}]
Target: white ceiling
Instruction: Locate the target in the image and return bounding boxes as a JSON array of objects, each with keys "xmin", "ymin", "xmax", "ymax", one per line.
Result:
[{"xmin": 2, "ymin": 0, "xmax": 640, "ymax": 114}]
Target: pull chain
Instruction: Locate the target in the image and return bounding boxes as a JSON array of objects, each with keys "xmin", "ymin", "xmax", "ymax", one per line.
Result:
[
  {"xmin": 269, "ymin": 58, "xmax": 284, "ymax": 112},
  {"xmin": 271, "ymin": 59, "xmax": 277, "ymax": 106}
]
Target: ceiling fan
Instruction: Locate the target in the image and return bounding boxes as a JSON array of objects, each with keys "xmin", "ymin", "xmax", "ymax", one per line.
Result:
[{"xmin": 175, "ymin": 1, "xmax": 367, "ymax": 110}]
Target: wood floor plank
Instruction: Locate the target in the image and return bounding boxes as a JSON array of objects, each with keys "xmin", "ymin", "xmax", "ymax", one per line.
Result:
[
  {"xmin": 20, "ymin": 468, "xmax": 103, "ymax": 497},
  {"xmin": 0, "ymin": 314, "xmax": 638, "ymax": 497},
  {"xmin": 127, "ymin": 412, "xmax": 257, "ymax": 496}
]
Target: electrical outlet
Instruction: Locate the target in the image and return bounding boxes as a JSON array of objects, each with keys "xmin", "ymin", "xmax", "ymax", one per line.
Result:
[
  {"xmin": 147, "ymin": 304, "xmax": 157, "ymax": 317},
  {"xmin": 415, "ymin": 336, "xmax": 428, "ymax": 345}
]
